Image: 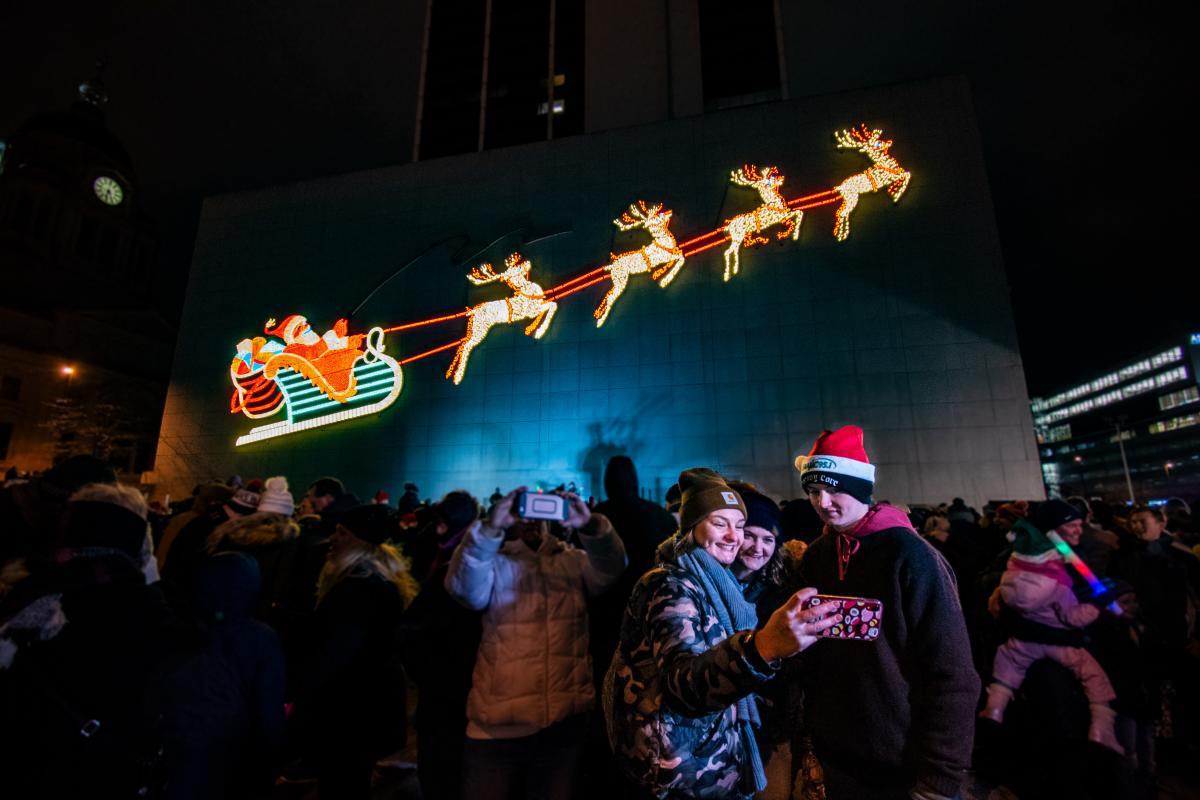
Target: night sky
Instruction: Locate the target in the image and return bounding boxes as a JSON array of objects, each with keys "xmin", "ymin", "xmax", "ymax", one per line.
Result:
[{"xmin": 2, "ymin": 2, "xmax": 1193, "ymax": 396}]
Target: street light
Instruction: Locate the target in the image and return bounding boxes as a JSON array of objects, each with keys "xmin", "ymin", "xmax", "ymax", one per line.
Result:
[
  {"xmin": 60, "ymin": 365, "xmax": 76, "ymax": 396},
  {"xmin": 1107, "ymin": 415, "xmax": 1136, "ymax": 506},
  {"xmin": 60, "ymin": 366, "xmax": 75, "ymax": 376}
]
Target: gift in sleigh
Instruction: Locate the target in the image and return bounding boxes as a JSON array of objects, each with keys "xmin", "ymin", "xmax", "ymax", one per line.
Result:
[{"xmin": 229, "ymin": 316, "xmax": 403, "ymax": 446}]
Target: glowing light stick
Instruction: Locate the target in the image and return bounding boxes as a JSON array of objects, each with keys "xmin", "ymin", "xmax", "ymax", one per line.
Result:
[{"xmin": 1045, "ymin": 530, "xmax": 1121, "ymax": 613}]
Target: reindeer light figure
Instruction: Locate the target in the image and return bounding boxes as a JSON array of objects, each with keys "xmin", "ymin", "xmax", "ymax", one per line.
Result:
[
  {"xmin": 832, "ymin": 125, "xmax": 911, "ymax": 241},
  {"xmin": 445, "ymin": 253, "xmax": 558, "ymax": 385},
  {"xmin": 593, "ymin": 201, "xmax": 686, "ymax": 327},
  {"xmin": 721, "ymin": 165, "xmax": 804, "ymax": 282}
]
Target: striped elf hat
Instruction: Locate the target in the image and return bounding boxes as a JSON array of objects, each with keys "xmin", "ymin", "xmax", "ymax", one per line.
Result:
[
  {"xmin": 1006, "ymin": 517, "xmax": 1072, "ymax": 585},
  {"xmin": 1007, "ymin": 518, "xmax": 1061, "ymax": 564}
]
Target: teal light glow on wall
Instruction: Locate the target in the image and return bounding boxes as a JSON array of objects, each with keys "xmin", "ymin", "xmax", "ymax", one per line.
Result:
[{"xmin": 227, "ymin": 125, "xmax": 911, "ymax": 447}]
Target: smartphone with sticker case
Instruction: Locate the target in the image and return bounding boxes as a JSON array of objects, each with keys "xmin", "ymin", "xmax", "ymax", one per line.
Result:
[{"xmin": 803, "ymin": 594, "xmax": 883, "ymax": 641}]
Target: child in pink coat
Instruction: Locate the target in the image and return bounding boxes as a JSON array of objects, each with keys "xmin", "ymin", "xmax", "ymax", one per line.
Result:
[{"xmin": 980, "ymin": 517, "xmax": 1123, "ymax": 753}]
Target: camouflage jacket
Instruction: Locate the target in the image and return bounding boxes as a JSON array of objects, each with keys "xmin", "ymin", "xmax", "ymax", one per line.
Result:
[{"xmin": 604, "ymin": 542, "xmax": 776, "ymax": 799}]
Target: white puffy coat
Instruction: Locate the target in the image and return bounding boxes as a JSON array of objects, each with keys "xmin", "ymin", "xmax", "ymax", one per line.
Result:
[{"xmin": 444, "ymin": 514, "xmax": 626, "ymax": 739}]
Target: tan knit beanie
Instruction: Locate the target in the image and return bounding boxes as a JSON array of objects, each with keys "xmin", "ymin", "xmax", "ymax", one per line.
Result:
[{"xmin": 678, "ymin": 468, "xmax": 746, "ymax": 533}]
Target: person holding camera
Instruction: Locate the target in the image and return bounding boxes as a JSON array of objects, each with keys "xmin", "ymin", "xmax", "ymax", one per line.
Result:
[{"xmin": 444, "ymin": 486, "xmax": 627, "ymax": 800}]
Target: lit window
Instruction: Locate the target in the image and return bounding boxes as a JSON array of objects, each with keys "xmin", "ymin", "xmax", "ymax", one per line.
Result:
[
  {"xmin": 1037, "ymin": 347, "xmax": 1187, "ymax": 413},
  {"xmin": 1045, "ymin": 424, "xmax": 1072, "ymax": 443},
  {"xmin": 1160, "ymin": 386, "xmax": 1200, "ymax": 411},
  {"xmin": 1149, "ymin": 413, "xmax": 1200, "ymax": 434},
  {"xmin": 1154, "ymin": 366, "xmax": 1188, "ymax": 388}
]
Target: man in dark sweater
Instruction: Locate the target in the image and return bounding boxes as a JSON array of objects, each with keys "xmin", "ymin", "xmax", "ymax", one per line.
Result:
[{"xmin": 793, "ymin": 426, "xmax": 980, "ymax": 800}]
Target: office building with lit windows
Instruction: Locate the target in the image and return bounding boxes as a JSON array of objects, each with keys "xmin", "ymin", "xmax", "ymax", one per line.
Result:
[{"xmin": 1032, "ymin": 335, "xmax": 1200, "ymax": 503}]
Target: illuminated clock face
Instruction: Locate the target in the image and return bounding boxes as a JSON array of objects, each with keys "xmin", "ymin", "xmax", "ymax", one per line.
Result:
[{"xmin": 93, "ymin": 176, "xmax": 124, "ymax": 206}]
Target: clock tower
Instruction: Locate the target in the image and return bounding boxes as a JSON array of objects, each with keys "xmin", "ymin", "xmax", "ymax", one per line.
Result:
[
  {"xmin": 0, "ymin": 65, "xmax": 170, "ymax": 475},
  {"xmin": 0, "ymin": 63, "xmax": 157, "ymax": 307}
]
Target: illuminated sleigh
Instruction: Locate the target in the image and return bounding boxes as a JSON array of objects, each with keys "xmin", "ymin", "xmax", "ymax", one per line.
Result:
[{"xmin": 230, "ymin": 327, "xmax": 402, "ymax": 446}]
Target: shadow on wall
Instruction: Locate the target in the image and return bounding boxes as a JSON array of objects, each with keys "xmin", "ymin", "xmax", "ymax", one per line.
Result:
[{"xmin": 578, "ymin": 391, "xmax": 666, "ymax": 501}]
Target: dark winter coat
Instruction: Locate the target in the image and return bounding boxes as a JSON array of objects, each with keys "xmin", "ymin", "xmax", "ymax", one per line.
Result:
[
  {"xmin": 795, "ymin": 505, "xmax": 979, "ymax": 799},
  {"xmin": 290, "ymin": 570, "xmax": 407, "ymax": 761},
  {"xmin": 399, "ymin": 531, "xmax": 482, "ymax": 800},
  {"xmin": 591, "ymin": 459, "xmax": 679, "ymax": 687},
  {"xmin": 605, "ymin": 533, "xmax": 777, "ymax": 799},
  {"xmin": 401, "ymin": 529, "xmax": 482, "ymax": 730},
  {"xmin": 1109, "ymin": 533, "xmax": 1200, "ymax": 651},
  {"xmin": 206, "ymin": 512, "xmax": 303, "ymax": 629},
  {"xmin": 162, "ymin": 507, "xmax": 225, "ymax": 584},
  {"xmin": 290, "ymin": 492, "xmax": 360, "ymax": 612},
  {"xmin": 158, "ymin": 552, "xmax": 286, "ymax": 800},
  {"xmin": 0, "ymin": 547, "xmax": 183, "ymax": 799}
]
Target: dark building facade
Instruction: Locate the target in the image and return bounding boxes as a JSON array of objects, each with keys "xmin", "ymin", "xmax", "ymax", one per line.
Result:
[
  {"xmin": 1032, "ymin": 334, "xmax": 1200, "ymax": 504},
  {"xmin": 155, "ymin": 65, "xmax": 1041, "ymax": 505},
  {"xmin": 0, "ymin": 73, "xmax": 170, "ymax": 475}
]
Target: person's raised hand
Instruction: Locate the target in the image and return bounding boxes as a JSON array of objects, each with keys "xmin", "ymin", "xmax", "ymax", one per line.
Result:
[
  {"xmin": 562, "ymin": 491, "xmax": 591, "ymax": 529},
  {"xmin": 753, "ymin": 588, "xmax": 839, "ymax": 662},
  {"xmin": 486, "ymin": 487, "xmax": 523, "ymax": 532}
]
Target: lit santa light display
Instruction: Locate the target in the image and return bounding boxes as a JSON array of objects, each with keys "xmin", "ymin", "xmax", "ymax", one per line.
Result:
[{"xmin": 228, "ymin": 124, "xmax": 911, "ymax": 446}]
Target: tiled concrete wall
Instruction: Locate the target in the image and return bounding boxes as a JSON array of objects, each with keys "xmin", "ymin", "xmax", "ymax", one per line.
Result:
[{"xmin": 156, "ymin": 76, "xmax": 1044, "ymax": 507}]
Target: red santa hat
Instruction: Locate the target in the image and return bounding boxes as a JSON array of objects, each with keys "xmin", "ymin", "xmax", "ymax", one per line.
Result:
[
  {"xmin": 264, "ymin": 314, "xmax": 309, "ymax": 342},
  {"xmin": 794, "ymin": 425, "xmax": 876, "ymax": 504}
]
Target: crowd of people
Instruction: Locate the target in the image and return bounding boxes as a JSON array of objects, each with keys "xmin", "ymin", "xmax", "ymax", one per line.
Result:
[{"xmin": 0, "ymin": 423, "xmax": 1197, "ymax": 800}]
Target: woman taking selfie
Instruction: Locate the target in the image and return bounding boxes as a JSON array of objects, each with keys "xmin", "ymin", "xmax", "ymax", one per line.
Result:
[{"xmin": 605, "ymin": 468, "xmax": 835, "ymax": 799}]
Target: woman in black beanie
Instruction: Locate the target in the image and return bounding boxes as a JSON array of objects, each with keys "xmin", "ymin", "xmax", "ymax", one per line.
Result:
[{"xmin": 727, "ymin": 481, "xmax": 788, "ymax": 611}]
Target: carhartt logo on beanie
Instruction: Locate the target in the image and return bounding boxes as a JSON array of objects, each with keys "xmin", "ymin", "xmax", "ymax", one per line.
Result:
[
  {"xmin": 795, "ymin": 426, "xmax": 876, "ymax": 505},
  {"xmin": 678, "ymin": 468, "xmax": 747, "ymax": 534}
]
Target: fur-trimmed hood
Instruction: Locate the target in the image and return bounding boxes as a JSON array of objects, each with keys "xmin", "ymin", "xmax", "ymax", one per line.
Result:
[{"xmin": 207, "ymin": 511, "xmax": 300, "ymax": 553}]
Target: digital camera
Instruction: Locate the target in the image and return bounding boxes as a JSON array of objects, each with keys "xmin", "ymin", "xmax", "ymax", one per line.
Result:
[{"xmin": 515, "ymin": 492, "xmax": 570, "ymax": 521}]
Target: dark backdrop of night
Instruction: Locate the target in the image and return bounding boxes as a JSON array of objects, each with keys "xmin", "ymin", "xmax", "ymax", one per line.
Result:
[{"xmin": 2, "ymin": 1, "xmax": 1194, "ymax": 396}]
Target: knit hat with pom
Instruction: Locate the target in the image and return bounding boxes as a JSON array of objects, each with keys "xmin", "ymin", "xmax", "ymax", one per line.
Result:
[{"xmin": 257, "ymin": 476, "xmax": 294, "ymax": 516}]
